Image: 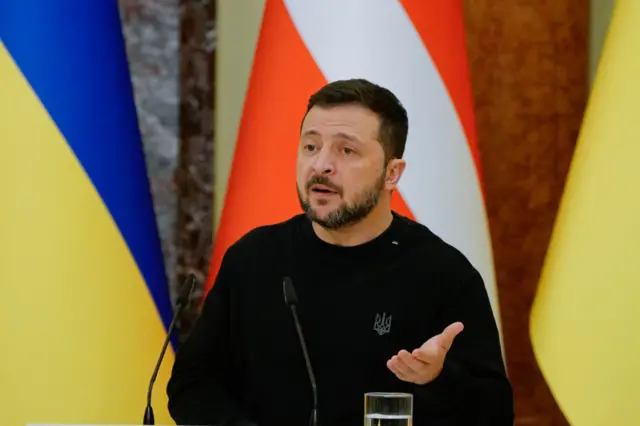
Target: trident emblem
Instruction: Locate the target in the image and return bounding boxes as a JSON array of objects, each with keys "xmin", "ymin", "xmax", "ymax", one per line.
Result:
[{"xmin": 373, "ymin": 312, "xmax": 392, "ymax": 336}]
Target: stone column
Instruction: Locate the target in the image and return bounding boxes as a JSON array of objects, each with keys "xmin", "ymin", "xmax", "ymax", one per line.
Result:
[{"xmin": 174, "ymin": 0, "xmax": 216, "ymax": 341}]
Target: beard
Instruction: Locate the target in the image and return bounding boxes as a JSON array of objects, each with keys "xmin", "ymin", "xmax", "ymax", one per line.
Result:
[{"xmin": 297, "ymin": 171, "xmax": 387, "ymax": 230}]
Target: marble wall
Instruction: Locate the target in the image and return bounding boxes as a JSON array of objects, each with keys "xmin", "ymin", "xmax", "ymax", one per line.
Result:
[
  {"xmin": 120, "ymin": 0, "xmax": 179, "ymax": 294},
  {"xmin": 173, "ymin": 0, "xmax": 216, "ymax": 337},
  {"xmin": 119, "ymin": 0, "xmax": 214, "ymax": 338}
]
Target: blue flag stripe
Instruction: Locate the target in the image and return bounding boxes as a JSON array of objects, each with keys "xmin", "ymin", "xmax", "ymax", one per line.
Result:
[{"xmin": 0, "ymin": 1, "xmax": 174, "ymax": 336}]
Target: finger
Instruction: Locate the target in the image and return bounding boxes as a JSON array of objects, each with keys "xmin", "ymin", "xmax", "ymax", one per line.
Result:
[
  {"xmin": 387, "ymin": 355, "xmax": 414, "ymax": 381},
  {"xmin": 439, "ymin": 321, "xmax": 464, "ymax": 350},
  {"xmin": 387, "ymin": 357, "xmax": 408, "ymax": 380},
  {"xmin": 412, "ymin": 347, "xmax": 435, "ymax": 364},
  {"xmin": 412, "ymin": 339, "xmax": 445, "ymax": 364},
  {"xmin": 390, "ymin": 355, "xmax": 413, "ymax": 377},
  {"xmin": 397, "ymin": 350, "xmax": 425, "ymax": 375}
]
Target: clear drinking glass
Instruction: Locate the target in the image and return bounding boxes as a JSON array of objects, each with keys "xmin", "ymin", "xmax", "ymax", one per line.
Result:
[{"xmin": 364, "ymin": 392, "xmax": 413, "ymax": 426}]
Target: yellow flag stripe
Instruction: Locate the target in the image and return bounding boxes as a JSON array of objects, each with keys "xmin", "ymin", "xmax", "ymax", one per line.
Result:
[{"xmin": 0, "ymin": 42, "xmax": 174, "ymax": 425}]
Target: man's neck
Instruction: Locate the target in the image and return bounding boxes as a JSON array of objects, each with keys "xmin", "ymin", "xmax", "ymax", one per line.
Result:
[{"xmin": 312, "ymin": 206, "xmax": 394, "ymax": 247}]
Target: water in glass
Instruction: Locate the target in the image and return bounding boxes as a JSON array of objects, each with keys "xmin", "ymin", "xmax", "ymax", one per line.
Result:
[{"xmin": 364, "ymin": 392, "xmax": 412, "ymax": 426}]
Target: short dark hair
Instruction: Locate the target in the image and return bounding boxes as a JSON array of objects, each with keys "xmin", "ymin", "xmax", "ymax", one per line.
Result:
[{"xmin": 304, "ymin": 79, "xmax": 409, "ymax": 161}]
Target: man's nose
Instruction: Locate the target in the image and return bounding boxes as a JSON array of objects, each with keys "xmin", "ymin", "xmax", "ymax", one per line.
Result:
[{"xmin": 312, "ymin": 149, "xmax": 335, "ymax": 175}]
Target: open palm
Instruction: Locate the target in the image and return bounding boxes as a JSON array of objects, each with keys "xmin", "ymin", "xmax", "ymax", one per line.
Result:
[{"xmin": 387, "ymin": 322, "xmax": 464, "ymax": 385}]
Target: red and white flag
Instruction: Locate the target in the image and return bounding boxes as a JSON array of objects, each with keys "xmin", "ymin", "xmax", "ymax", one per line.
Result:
[{"xmin": 206, "ymin": 0, "xmax": 502, "ymax": 336}]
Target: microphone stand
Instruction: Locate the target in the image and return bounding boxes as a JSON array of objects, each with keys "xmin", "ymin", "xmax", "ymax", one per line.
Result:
[
  {"xmin": 143, "ymin": 273, "xmax": 196, "ymax": 425},
  {"xmin": 283, "ymin": 277, "xmax": 319, "ymax": 426}
]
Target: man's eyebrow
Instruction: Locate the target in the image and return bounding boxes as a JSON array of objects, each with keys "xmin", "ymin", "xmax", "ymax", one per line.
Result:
[
  {"xmin": 300, "ymin": 130, "xmax": 363, "ymax": 143},
  {"xmin": 333, "ymin": 132, "xmax": 362, "ymax": 143},
  {"xmin": 301, "ymin": 129, "xmax": 321, "ymax": 138}
]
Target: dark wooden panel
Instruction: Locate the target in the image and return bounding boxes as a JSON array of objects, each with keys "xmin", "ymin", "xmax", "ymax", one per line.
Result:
[{"xmin": 463, "ymin": 1, "xmax": 589, "ymax": 424}]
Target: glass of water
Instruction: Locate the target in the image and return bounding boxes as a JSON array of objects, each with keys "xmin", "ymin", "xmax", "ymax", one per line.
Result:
[{"xmin": 364, "ymin": 392, "xmax": 413, "ymax": 426}]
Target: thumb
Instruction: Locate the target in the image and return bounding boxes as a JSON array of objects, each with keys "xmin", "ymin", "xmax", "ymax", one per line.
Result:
[{"xmin": 438, "ymin": 321, "xmax": 464, "ymax": 351}]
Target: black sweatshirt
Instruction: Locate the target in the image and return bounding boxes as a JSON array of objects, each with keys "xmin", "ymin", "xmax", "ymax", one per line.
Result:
[{"xmin": 167, "ymin": 212, "xmax": 514, "ymax": 426}]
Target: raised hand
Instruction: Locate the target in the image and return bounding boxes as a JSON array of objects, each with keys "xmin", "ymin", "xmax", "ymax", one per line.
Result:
[{"xmin": 386, "ymin": 322, "xmax": 464, "ymax": 385}]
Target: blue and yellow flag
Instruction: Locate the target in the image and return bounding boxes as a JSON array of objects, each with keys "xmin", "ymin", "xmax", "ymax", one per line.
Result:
[
  {"xmin": 0, "ymin": 2, "xmax": 175, "ymax": 425},
  {"xmin": 530, "ymin": 0, "xmax": 640, "ymax": 424}
]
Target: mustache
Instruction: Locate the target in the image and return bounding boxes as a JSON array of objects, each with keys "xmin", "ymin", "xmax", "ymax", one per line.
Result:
[{"xmin": 306, "ymin": 175, "xmax": 342, "ymax": 194}]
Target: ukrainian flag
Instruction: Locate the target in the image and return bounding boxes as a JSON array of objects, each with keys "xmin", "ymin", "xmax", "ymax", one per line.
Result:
[
  {"xmin": 0, "ymin": 2, "xmax": 175, "ymax": 425},
  {"xmin": 530, "ymin": 0, "xmax": 640, "ymax": 424}
]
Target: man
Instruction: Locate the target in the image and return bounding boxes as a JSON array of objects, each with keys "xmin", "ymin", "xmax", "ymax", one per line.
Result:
[{"xmin": 167, "ymin": 79, "xmax": 514, "ymax": 426}]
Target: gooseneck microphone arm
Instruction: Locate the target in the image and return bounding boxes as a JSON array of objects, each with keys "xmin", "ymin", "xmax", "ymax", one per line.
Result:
[
  {"xmin": 283, "ymin": 276, "xmax": 319, "ymax": 426},
  {"xmin": 143, "ymin": 273, "xmax": 196, "ymax": 425}
]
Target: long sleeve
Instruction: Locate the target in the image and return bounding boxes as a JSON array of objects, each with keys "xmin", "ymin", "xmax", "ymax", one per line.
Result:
[
  {"xmin": 166, "ymin": 246, "xmax": 254, "ymax": 426},
  {"xmin": 413, "ymin": 265, "xmax": 514, "ymax": 425}
]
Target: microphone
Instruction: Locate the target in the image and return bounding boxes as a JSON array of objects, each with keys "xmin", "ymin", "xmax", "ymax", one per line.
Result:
[
  {"xmin": 143, "ymin": 273, "xmax": 196, "ymax": 425},
  {"xmin": 283, "ymin": 276, "xmax": 319, "ymax": 426}
]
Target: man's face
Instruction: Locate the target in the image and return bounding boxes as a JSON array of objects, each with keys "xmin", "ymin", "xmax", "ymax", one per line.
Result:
[{"xmin": 296, "ymin": 104, "xmax": 390, "ymax": 229}]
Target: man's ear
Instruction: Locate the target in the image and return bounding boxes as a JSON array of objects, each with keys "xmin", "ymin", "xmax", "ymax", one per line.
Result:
[{"xmin": 385, "ymin": 158, "xmax": 406, "ymax": 190}]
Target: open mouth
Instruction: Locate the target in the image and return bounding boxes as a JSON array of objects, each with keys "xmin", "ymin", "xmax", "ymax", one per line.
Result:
[{"xmin": 310, "ymin": 185, "xmax": 338, "ymax": 195}]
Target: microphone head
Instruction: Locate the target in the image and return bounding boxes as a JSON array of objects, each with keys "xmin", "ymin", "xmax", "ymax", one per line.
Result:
[
  {"xmin": 177, "ymin": 273, "xmax": 196, "ymax": 306},
  {"xmin": 283, "ymin": 276, "xmax": 298, "ymax": 306}
]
